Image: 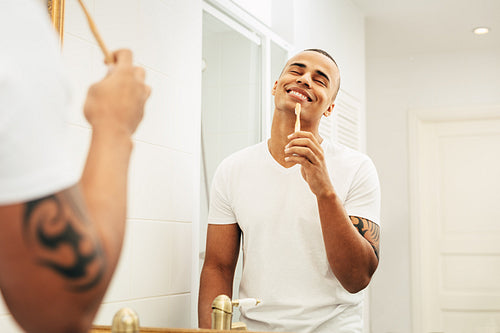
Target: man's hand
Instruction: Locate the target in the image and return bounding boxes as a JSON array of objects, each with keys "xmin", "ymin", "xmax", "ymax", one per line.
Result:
[
  {"xmin": 285, "ymin": 132, "xmax": 380, "ymax": 293},
  {"xmin": 284, "ymin": 131, "xmax": 334, "ymax": 197},
  {"xmin": 83, "ymin": 49, "xmax": 151, "ymax": 136}
]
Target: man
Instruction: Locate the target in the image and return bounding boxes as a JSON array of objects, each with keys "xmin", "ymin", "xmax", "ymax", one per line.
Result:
[
  {"xmin": 0, "ymin": 1, "xmax": 150, "ymax": 332},
  {"xmin": 199, "ymin": 49, "xmax": 380, "ymax": 332}
]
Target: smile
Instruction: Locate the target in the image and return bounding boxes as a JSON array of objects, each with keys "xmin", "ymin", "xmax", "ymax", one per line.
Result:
[{"xmin": 287, "ymin": 89, "xmax": 312, "ymax": 102}]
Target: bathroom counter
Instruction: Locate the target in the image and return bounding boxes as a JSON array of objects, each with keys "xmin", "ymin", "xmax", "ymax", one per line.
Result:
[{"xmin": 91, "ymin": 326, "xmax": 285, "ymax": 333}]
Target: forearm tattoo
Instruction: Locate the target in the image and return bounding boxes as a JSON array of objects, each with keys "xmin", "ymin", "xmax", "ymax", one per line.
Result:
[
  {"xmin": 350, "ymin": 216, "xmax": 380, "ymax": 260},
  {"xmin": 23, "ymin": 192, "xmax": 105, "ymax": 292}
]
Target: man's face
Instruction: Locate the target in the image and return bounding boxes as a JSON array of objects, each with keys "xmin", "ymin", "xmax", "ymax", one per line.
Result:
[{"xmin": 272, "ymin": 51, "xmax": 340, "ymax": 123}]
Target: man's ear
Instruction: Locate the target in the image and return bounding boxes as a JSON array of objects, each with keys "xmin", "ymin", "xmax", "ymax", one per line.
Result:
[
  {"xmin": 324, "ymin": 103, "xmax": 335, "ymax": 117},
  {"xmin": 271, "ymin": 81, "xmax": 278, "ymax": 96}
]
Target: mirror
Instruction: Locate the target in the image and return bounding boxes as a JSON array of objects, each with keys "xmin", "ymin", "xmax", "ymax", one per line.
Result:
[{"xmin": 200, "ymin": 8, "xmax": 263, "ymax": 321}]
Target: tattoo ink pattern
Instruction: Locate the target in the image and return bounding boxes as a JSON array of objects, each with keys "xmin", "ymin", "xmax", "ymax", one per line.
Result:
[
  {"xmin": 23, "ymin": 193, "xmax": 105, "ymax": 292},
  {"xmin": 350, "ymin": 216, "xmax": 380, "ymax": 260}
]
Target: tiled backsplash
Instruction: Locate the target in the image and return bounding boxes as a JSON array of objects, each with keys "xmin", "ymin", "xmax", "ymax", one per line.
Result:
[{"xmin": 0, "ymin": 0, "xmax": 201, "ymax": 331}]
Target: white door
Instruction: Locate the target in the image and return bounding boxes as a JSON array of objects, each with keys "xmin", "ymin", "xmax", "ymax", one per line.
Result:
[{"xmin": 410, "ymin": 107, "xmax": 500, "ymax": 333}]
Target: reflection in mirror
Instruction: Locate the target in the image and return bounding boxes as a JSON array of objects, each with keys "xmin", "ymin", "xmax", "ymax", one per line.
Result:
[
  {"xmin": 199, "ymin": 8, "xmax": 262, "ymax": 322},
  {"xmin": 47, "ymin": 0, "xmax": 65, "ymax": 44}
]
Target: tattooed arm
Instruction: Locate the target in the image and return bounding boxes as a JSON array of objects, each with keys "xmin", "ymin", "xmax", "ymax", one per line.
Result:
[
  {"xmin": 0, "ymin": 50, "xmax": 150, "ymax": 333},
  {"xmin": 350, "ymin": 216, "xmax": 380, "ymax": 261},
  {"xmin": 0, "ymin": 188, "xmax": 108, "ymax": 332},
  {"xmin": 316, "ymin": 192, "xmax": 380, "ymax": 294}
]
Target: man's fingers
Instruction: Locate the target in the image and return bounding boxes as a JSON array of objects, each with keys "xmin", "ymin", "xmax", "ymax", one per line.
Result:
[
  {"xmin": 285, "ymin": 146, "xmax": 318, "ymax": 165},
  {"xmin": 104, "ymin": 50, "xmax": 132, "ymax": 75},
  {"xmin": 112, "ymin": 49, "xmax": 133, "ymax": 67},
  {"xmin": 286, "ymin": 138, "xmax": 323, "ymax": 158},
  {"xmin": 288, "ymin": 130, "xmax": 320, "ymax": 144},
  {"xmin": 144, "ymin": 84, "xmax": 152, "ymax": 99},
  {"xmin": 284, "ymin": 155, "xmax": 311, "ymax": 167},
  {"xmin": 134, "ymin": 67, "xmax": 146, "ymax": 82}
]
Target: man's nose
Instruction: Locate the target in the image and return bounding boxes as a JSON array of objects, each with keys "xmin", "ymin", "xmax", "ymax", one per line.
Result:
[{"xmin": 296, "ymin": 72, "xmax": 312, "ymax": 87}]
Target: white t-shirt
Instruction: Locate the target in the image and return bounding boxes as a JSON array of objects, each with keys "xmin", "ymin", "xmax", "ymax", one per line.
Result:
[
  {"xmin": 208, "ymin": 140, "xmax": 381, "ymax": 333},
  {"xmin": 0, "ymin": 0, "xmax": 79, "ymax": 204}
]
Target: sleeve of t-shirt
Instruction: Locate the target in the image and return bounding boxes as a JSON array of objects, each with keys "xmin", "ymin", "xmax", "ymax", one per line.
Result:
[
  {"xmin": 0, "ymin": 1, "xmax": 79, "ymax": 205},
  {"xmin": 207, "ymin": 159, "xmax": 238, "ymax": 225},
  {"xmin": 344, "ymin": 157, "xmax": 381, "ymax": 225}
]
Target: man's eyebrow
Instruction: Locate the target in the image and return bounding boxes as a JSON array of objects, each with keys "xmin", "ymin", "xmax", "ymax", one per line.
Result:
[
  {"xmin": 289, "ymin": 62, "xmax": 306, "ymax": 69},
  {"xmin": 315, "ymin": 70, "xmax": 330, "ymax": 83},
  {"xmin": 289, "ymin": 63, "xmax": 330, "ymax": 83}
]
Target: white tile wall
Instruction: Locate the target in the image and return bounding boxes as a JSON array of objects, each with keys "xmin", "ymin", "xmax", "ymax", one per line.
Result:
[
  {"xmin": 94, "ymin": 0, "xmax": 141, "ymax": 51},
  {"xmin": 61, "ymin": 35, "xmax": 95, "ymax": 127},
  {"xmin": 67, "ymin": 125, "xmax": 91, "ymax": 176},
  {"xmin": 137, "ymin": 0, "xmax": 201, "ymax": 80},
  {"xmin": 130, "ymin": 220, "xmax": 192, "ymax": 298},
  {"xmin": 63, "ymin": 0, "xmax": 201, "ymax": 329},
  {"xmin": 0, "ymin": 315, "xmax": 23, "ymax": 333},
  {"xmin": 127, "ymin": 141, "xmax": 194, "ymax": 222},
  {"xmin": 94, "ymin": 293, "xmax": 190, "ymax": 328},
  {"xmin": 64, "ymin": 0, "xmax": 95, "ymax": 42},
  {"xmin": 0, "ymin": 290, "xmax": 21, "ymax": 332},
  {"xmin": 102, "ymin": 219, "xmax": 134, "ymax": 303},
  {"xmin": 0, "ymin": 301, "xmax": 6, "ymax": 316},
  {"xmin": 133, "ymin": 71, "xmax": 175, "ymax": 147}
]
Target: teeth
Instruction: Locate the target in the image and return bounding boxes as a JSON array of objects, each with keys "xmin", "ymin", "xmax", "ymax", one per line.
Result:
[{"xmin": 289, "ymin": 90, "xmax": 308, "ymax": 101}]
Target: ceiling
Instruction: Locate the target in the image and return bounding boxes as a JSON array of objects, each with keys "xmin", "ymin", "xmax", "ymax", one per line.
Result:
[{"xmin": 350, "ymin": 0, "xmax": 500, "ymax": 57}]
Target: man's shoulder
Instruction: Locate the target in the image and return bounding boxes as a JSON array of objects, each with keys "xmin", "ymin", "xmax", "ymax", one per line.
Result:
[
  {"xmin": 219, "ymin": 141, "xmax": 266, "ymax": 166},
  {"xmin": 325, "ymin": 141, "xmax": 379, "ymax": 182},
  {"xmin": 213, "ymin": 141, "xmax": 267, "ymax": 181},
  {"xmin": 326, "ymin": 141, "xmax": 372, "ymax": 164}
]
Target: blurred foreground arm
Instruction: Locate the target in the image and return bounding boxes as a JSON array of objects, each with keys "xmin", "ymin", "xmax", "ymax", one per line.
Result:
[{"xmin": 0, "ymin": 50, "xmax": 150, "ymax": 333}]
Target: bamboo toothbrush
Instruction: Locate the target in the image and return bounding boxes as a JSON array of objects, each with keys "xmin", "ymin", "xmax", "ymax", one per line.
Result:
[
  {"xmin": 76, "ymin": 0, "xmax": 114, "ymax": 64},
  {"xmin": 294, "ymin": 103, "xmax": 301, "ymax": 132}
]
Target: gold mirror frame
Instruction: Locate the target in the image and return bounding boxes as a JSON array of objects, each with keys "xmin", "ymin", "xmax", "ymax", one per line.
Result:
[{"xmin": 47, "ymin": 0, "xmax": 65, "ymax": 45}]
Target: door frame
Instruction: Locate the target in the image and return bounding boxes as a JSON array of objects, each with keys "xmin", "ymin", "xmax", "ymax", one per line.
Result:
[{"xmin": 408, "ymin": 104, "xmax": 500, "ymax": 333}]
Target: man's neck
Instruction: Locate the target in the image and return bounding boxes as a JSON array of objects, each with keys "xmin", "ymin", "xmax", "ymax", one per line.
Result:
[{"xmin": 267, "ymin": 109, "xmax": 321, "ymax": 167}]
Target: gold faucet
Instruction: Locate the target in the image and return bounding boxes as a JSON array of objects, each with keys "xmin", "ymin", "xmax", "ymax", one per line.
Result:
[
  {"xmin": 111, "ymin": 308, "xmax": 140, "ymax": 333},
  {"xmin": 211, "ymin": 295, "xmax": 261, "ymax": 330}
]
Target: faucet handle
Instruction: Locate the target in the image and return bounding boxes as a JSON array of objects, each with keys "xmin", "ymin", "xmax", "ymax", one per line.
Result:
[
  {"xmin": 211, "ymin": 295, "xmax": 261, "ymax": 330},
  {"xmin": 232, "ymin": 298, "xmax": 261, "ymax": 308},
  {"xmin": 212, "ymin": 294, "xmax": 233, "ymax": 313},
  {"xmin": 111, "ymin": 308, "xmax": 139, "ymax": 333},
  {"xmin": 230, "ymin": 299, "xmax": 260, "ymax": 331}
]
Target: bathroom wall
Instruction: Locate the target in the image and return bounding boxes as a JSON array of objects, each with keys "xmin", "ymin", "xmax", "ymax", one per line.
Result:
[
  {"xmin": 0, "ymin": 0, "xmax": 202, "ymax": 331},
  {"xmin": 0, "ymin": 0, "xmax": 368, "ymax": 331},
  {"xmin": 366, "ymin": 48, "xmax": 500, "ymax": 332},
  {"xmin": 67, "ymin": 0, "xmax": 202, "ymax": 329}
]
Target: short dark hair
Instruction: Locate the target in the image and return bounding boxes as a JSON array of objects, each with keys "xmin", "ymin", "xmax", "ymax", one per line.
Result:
[{"xmin": 304, "ymin": 48, "xmax": 338, "ymax": 68}]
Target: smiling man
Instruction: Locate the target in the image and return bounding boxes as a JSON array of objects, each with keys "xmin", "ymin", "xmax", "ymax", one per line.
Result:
[{"xmin": 198, "ymin": 49, "xmax": 381, "ymax": 333}]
